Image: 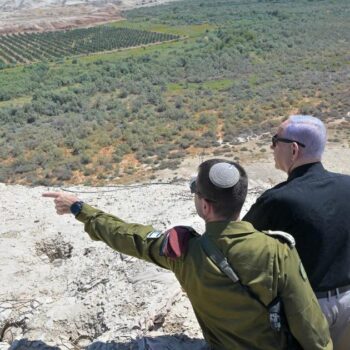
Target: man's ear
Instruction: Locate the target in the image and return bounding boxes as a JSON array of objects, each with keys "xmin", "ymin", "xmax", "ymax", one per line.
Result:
[
  {"xmin": 292, "ymin": 143, "xmax": 299, "ymax": 158},
  {"xmin": 202, "ymin": 198, "xmax": 214, "ymax": 218}
]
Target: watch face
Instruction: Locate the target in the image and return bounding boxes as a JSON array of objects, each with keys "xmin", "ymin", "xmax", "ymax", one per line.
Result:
[{"xmin": 71, "ymin": 201, "xmax": 83, "ymax": 215}]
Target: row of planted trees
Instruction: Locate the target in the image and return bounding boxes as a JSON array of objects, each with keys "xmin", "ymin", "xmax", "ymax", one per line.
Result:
[{"xmin": 0, "ymin": 26, "xmax": 179, "ymax": 64}]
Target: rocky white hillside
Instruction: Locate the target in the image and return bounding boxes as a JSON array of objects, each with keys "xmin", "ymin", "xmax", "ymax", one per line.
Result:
[
  {"xmin": 1, "ymin": 147, "xmax": 349, "ymax": 350},
  {"xmin": 0, "ymin": 163, "xmax": 270, "ymax": 350}
]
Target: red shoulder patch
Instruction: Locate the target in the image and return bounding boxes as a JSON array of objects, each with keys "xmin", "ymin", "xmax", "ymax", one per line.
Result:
[{"xmin": 161, "ymin": 226, "xmax": 195, "ymax": 259}]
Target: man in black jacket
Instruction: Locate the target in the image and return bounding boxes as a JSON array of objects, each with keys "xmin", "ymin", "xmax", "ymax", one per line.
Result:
[{"xmin": 244, "ymin": 115, "xmax": 350, "ymax": 350}]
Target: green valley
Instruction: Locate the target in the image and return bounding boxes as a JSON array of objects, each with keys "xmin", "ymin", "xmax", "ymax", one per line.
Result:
[{"xmin": 0, "ymin": 0, "xmax": 349, "ymax": 185}]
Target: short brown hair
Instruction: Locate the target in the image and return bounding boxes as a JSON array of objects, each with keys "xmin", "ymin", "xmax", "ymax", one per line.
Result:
[{"xmin": 196, "ymin": 159, "xmax": 248, "ymax": 220}]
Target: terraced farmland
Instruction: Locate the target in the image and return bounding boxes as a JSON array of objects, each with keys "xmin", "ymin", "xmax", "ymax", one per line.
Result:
[{"xmin": 0, "ymin": 26, "xmax": 180, "ymax": 65}]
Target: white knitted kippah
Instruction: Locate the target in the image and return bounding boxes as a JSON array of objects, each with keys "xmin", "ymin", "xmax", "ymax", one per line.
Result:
[{"xmin": 209, "ymin": 162, "xmax": 240, "ymax": 188}]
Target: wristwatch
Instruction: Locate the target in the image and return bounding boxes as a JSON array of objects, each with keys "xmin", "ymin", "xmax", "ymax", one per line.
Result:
[{"xmin": 70, "ymin": 201, "xmax": 84, "ymax": 216}]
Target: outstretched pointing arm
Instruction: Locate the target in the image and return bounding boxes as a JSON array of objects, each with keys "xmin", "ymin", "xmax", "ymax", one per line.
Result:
[
  {"xmin": 42, "ymin": 192, "xmax": 80, "ymax": 215},
  {"xmin": 42, "ymin": 191, "xmax": 174, "ymax": 270}
]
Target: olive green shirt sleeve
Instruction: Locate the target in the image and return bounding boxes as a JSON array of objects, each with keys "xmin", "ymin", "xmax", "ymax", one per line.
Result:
[
  {"xmin": 280, "ymin": 247, "xmax": 332, "ymax": 350},
  {"xmin": 75, "ymin": 204, "xmax": 173, "ymax": 270}
]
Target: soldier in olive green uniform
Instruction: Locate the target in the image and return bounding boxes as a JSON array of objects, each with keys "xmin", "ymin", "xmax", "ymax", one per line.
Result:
[{"xmin": 44, "ymin": 159, "xmax": 332, "ymax": 350}]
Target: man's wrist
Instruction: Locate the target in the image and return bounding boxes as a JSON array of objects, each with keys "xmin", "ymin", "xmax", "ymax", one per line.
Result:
[{"xmin": 70, "ymin": 201, "xmax": 84, "ymax": 216}]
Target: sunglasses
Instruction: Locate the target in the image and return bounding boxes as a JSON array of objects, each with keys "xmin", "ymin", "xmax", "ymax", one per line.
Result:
[
  {"xmin": 272, "ymin": 134, "xmax": 305, "ymax": 148},
  {"xmin": 189, "ymin": 177, "xmax": 216, "ymax": 202},
  {"xmin": 190, "ymin": 177, "xmax": 198, "ymax": 194}
]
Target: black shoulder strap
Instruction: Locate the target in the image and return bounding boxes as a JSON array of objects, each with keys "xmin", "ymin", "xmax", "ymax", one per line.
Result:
[
  {"xmin": 200, "ymin": 234, "xmax": 240, "ymax": 283},
  {"xmin": 200, "ymin": 234, "xmax": 266, "ymax": 308}
]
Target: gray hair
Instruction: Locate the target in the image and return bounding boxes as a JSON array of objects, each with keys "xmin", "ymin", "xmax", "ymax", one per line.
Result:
[{"xmin": 283, "ymin": 115, "xmax": 327, "ymax": 159}]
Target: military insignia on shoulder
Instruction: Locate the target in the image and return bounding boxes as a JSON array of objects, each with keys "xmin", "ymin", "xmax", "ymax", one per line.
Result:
[
  {"xmin": 146, "ymin": 230, "xmax": 163, "ymax": 239},
  {"xmin": 264, "ymin": 230, "xmax": 296, "ymax": 248},
  {"xmin": 160, "ymin": 226, "xmax": 198, "ymax": 259}
]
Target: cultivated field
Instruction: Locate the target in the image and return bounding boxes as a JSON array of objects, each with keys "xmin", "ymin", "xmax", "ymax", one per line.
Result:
[{"xmin": 0, "ymin": 27, "xmax": 179, "ymax": 64}]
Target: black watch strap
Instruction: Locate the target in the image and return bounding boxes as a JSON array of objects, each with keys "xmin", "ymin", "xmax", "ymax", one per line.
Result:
[{"xmin": 70, "ymin": 201, "xmax": 84, "ymax": 216}]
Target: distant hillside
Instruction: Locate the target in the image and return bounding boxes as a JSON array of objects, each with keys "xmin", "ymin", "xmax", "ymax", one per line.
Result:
[
  {"xmin": 0, "ymin": 0, "xmax": 172, "ymax": 11},
  {"xmin": 0, "ymin": 0, "xmax": 108, "ymax": 8},
  {"xmin": 0, "ymin": 0, "xmax": 349, "ymax": 185},
  {"xmin": 0, "ymin": 0, "xmax": 179, "ymax": 34}
]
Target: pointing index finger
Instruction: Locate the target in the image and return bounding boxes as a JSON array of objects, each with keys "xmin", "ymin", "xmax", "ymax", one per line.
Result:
[{"xmin": 42, "ymin": 192, "xmax": 61, "ymax": 198}]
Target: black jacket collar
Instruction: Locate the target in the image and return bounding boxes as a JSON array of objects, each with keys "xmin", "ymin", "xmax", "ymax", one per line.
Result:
[{"xmin": 287, "ymin": 162, "xmax": 324, "ymax": 182}]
